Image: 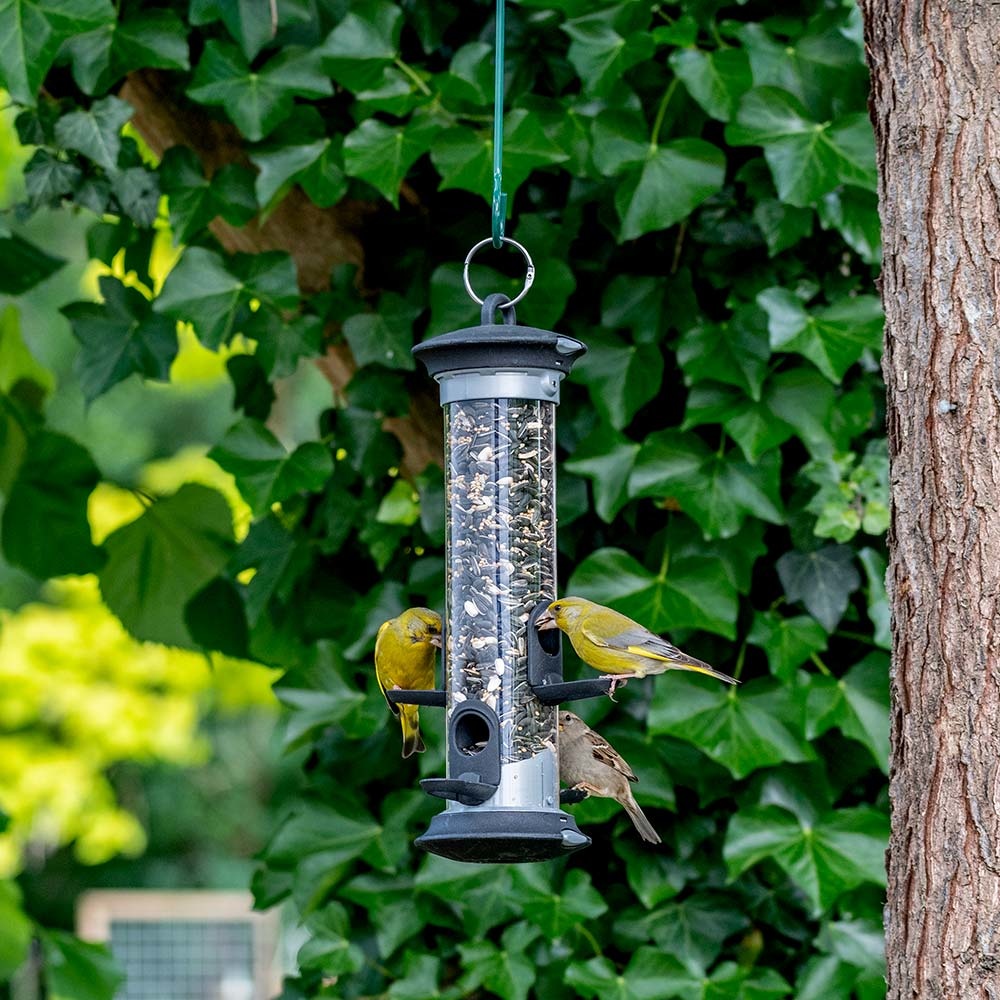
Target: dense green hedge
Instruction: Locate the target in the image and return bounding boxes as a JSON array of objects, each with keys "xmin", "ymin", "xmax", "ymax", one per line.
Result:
[{"xmin": 0, "ymin": 0, "xmax": 888, "ymax": 996}]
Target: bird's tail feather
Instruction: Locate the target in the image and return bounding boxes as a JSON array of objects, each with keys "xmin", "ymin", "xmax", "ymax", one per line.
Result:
[
  {"xmin": 400, "ymin": 706, "xmax": 425, "ymax": 758},
  {"xmin": 676, "ymin": 661, "xmax": 738, "ymax": 685},
  {"xmin": 624, "ymin": 794, "xmax": 661, "ymax": 844}
]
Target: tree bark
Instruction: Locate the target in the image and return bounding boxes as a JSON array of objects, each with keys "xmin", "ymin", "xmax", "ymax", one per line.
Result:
[{"xmin": 859, "ymin": 4, "xmax": 1000, "ymax": 998}]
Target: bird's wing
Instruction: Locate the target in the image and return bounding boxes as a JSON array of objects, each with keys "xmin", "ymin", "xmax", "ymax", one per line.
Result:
[
  {"xmin": 585, "ymin": 730, "xmax": 638, "ymax": 783},
  {"xmin": 374, "ymin": 620, "xmax": 400, "ymax": 717}
]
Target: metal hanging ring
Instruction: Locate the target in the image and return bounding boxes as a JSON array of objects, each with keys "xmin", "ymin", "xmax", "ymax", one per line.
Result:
[{"xmin": 462, "ymin": 236, "xmax": 535, "ymax": 309}]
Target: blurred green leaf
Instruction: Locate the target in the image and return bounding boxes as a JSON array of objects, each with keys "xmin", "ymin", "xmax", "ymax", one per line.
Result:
[
  {"xmin": 67, "ymin": 8, "xmax": 189, "ymax": 93},
  {"xmin": 99, "ymin": 484, "xmax": 234, "ymax": 647},
  {"xmin": 2, "ymin": 430, "xmax": 103, "ymax": 578},
  {"xmin": 41, "ymin": 930, "xmax": 123, "ymax": 1000},
  {"xmin": 0, "ymin": 0, "xmax": 114, "ymax": 104},
  {"xmin": 210, "ymin": 419, "xmax": 332, "ymax": 516},
  {"xmin": 0, "ymin": 880, "xmax": 31, "ymax": 978}
]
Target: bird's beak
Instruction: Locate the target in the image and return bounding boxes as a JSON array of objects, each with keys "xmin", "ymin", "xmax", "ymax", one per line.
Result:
[
  {"xmin": 535, "ymin": 609, "xmax": 557, "ymax": 630},
  {"xmin": 429, "ymin": 634, "xmax": 443, "ymax": 649}
]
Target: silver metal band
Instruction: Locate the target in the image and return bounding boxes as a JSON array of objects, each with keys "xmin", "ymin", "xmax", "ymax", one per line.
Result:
[
  {"xmin": 447, "ymin": 749, "xmax": 560, "ymax": 813},
  {"xmin": 437, "ymin": 368, "xmax": 564, "ymax": 404}
]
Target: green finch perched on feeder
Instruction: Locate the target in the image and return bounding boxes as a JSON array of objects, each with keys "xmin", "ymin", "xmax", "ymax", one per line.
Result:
[
  {"xmin": 536, "ymin": 596, "xmax": 736, "ymax": 695},
  {"xmin": 375, "ymin": 608, "xmax": 442, "ymax": 757},
  {"xmin": 558, "ymin": 711, "xmax": 660, "ymax": 844}
]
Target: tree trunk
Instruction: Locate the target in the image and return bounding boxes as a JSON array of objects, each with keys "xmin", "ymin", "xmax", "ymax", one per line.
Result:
[{"xmin": 859, "ymin": 4, "xmax": 1000, "ymax": 998}]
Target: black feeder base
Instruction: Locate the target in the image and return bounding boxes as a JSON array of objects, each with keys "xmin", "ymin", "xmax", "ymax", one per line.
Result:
[{"xmin": 416, "ymin": 809, "xmax": 591, "ymax": 864}]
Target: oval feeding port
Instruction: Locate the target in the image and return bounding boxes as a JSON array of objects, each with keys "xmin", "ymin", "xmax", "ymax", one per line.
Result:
[{"xmin": 455, "ymin": 709, "xmax": 491, "ymax": 755}]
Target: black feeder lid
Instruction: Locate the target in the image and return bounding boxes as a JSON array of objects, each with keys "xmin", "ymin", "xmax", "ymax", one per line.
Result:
[{"xmin": 412, "ymin": 294, "xmax": 587, "ymax": 377}]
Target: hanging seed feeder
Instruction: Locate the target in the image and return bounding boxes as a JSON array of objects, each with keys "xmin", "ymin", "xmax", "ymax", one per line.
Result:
[{"xmin": 381, "ymin": 239, "xmax": 614, "ymax": 864}]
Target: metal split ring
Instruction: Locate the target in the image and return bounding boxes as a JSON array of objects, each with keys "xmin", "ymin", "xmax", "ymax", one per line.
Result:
[{"xmin": 462, "ymin": 237, "xmax": 535, "ymax": 308}]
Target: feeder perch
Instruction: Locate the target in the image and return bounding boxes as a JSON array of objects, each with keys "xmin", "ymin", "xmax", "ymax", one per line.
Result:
[{"xmin": 403, "ymin": 290, "xmax": 594, "ymax": 863}]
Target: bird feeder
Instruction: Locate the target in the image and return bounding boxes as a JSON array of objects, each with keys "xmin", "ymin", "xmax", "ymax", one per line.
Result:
[{"xmin": 395, "ymin": 239, "xmax": 610, "ymax": 863}]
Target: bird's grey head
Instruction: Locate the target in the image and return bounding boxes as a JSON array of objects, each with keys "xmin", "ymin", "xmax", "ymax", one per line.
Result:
[{"xmin": 558, "ymin": 710, "xmax": 586, "ymax": 737}]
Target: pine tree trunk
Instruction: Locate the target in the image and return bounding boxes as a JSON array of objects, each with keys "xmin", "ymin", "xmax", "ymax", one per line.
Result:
[{"xmin": 858, "ymin": 3, "xmax": 1000, "ymax": 998}]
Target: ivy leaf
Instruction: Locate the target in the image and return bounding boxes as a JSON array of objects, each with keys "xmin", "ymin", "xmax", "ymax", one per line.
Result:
[
  {"xmin": 342, "ymin": 292, "xmax": 421, "ymax": 371},
  {"xmin": 616, "ymin": 140, "xmax": 726, "ymax": 241},
  {"xmin": 818, "ymin": 187, "xmax": 881, "ymax": 264},
  {"xmin": 669, "ymin": 47, "xmax": 752, "ymax": 122},
  {"xmin": 0, "ymin": 0, "xmax": 114, "ymax": 104},
  {"xmin": 757, "ymin": 287, "xmax": 883, "ymax": 382},
  {"xmin": 650, "ymin": 677, "xmax": 816, "ymax": 779},
  {"xmin": 22, "ymin": 150, "xmax": 82, "ymax": 209},
  {"xmin": 209, "ymin": 419, "xmax": 332, "ymax": 516},
  {"xmin": 320, "ymin": 0, "xmax": 402, "ymax": 91},
  {"xmin": 252, "ymin": 313, "xmax": 323, "ymax": 379},
  {"xmin": 567, "ymin": 948, "xmax": 701, "ymax": 1000},
  {"xmin": 724, "ymin": 803, "xmax": 887, "ymax": 914},
  {"xmin": 624, "ymin": 892, "xmax": 750, "ymax": 969},
  {"xmin": 573, "ymin": 329, "xmax": 664, "ymax": 430},
  {"xmin": 66, "ymin": 9, "xmax": 189, "ymax": 94},
  {"xmin": 343, "ymin": 116, "xmax": 441, "ymax": 205},
  {"xmin": 458, "ymin": 923, "xmax": 539, "ymax": 1000},
  {"xmin": 114, "ymin": 165, "xmax": 161, "ymax": 226},
  {"xmin": 562, "ymin": 7, "xmax": 654, "ymax": 98},
  {"xmin": 676, "ymin": 305, "xmax": 770, "ymax": 401},
  {"xmin": 53, "ymin": 95, "xmax": 133, "ymax": 172},
  {"xmin": 2, "ymin": 430, "xmax": 102, "ymax": 578},
  {"xmin": 727, "ymin": 88, "xmax": 876, "ymax": 206},
  {"xmin": 99, "ymin": 484, "xmax": 235, "ymax": 648},
  {"xmin": 188, "ymin": 40, "xmax": 331, "ymax": 141},
  {"xmin": 753, "ymin": 197, "xmax": 815, "ymax": 256},
  {"xmin": 564, "ymin": 426, "xmax": 639, "ymax": 523},
  {"xmin": 63, "ymin": 277, "xmax": 176, "ymax": 402},
  {"xmin": 629, "ymin": 430, "xmax": 784, "ymax": 540},
  {"xmin": 252, "ymin": 111, "xmax": 346, "ymax": 211},
  {"xmin": 159, "ymin": 146, "xmax": 257, "ymax": 243},
  {"xmin": 807, "ymin": 653, "xmax": 890, "ymax": 772},
  {"xmin": 513, "ymin": 868, "xmax": 607, "ymax": 939},
  {"xmin": 431, "ymin": 109, "xmax": 568, "ymax": 202},
  {"xmin": 41, "ymin": 930, "xmax": 123, "ymax": 1000},
  {"xmin": 857, "ymin": 547, "xmax": 890, "ymax": 648},
  {"xmin": 155, "ymin": 247, "xmax": 298, "ymax": 349},
  {"xmin": 777, "ymin": 545, "xmax": 860, "ymax": 632},
  {"xmin": 590, "ymin": 109, "xmax": 648, "ymax": 177},
  {"xmin": 748, "ymin": 611, "xmax": 829, "ymax": 682},
  {"xmin": 568, "ymin": 545, "xmax": 739, "ymax": 640},
  {"xmin": 0, "ymin": 233, "xmax": 64, "ymax": 294}
]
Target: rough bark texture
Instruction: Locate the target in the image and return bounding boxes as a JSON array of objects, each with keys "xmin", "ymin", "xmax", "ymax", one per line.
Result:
[
  {"xmin": 120, "ymin": 70, "xmax": 443, "ymax": 476},
  {"xmin": 859, "ymin": 4, "xmax": 1000, "ymax": 998}
]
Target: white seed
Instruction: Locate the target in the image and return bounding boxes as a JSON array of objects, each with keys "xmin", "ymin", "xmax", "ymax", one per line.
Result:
[
  {"xmin": 494, "ymin": 658, "xmax": 506, "ymax": 675},
  {"xmin": 464, "ymin": 600, "xmax": 480, "ymax": 617},
  {"xmin": 487, "ymin": 675, "xmax": 501, "ymax": 692}
]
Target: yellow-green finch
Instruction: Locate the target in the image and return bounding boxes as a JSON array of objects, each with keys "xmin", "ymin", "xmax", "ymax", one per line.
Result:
[
  {"xmin": 375, "ymin": 608, "xmax": 442, "ymax": 757},
  {"xmin": 536, "ymin": 596, "xmax": 735, "ymax": 694},
  {"xmin": 558, "ymin": 711, "xmax": 660, "ymax": 844}
]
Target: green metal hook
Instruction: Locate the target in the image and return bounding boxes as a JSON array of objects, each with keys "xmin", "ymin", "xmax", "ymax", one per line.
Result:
[{"xmin": 491, "ymin": 0, "xmax": 506, "ymax": 249}]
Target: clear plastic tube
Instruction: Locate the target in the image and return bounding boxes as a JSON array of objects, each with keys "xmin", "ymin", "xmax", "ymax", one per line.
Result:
[{"xmin": 444, "ymin": 397, "xmax": 557, "ymax": 767}]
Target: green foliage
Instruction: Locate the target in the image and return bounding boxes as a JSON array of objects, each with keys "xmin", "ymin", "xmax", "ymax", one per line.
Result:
[{"xmin": 0, "ymin": 0, "xmax": 889, "ymax": 996}]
